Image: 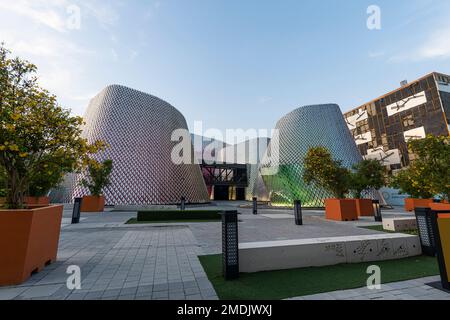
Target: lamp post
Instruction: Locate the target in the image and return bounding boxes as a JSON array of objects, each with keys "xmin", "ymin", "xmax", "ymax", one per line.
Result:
[
  {"xmin": 294, "ymin": 200, "xmax": 303, "ymax": 226},
  {"xmin": 373, "ymin": 200, "xmax": 382, "ymax": 222}
]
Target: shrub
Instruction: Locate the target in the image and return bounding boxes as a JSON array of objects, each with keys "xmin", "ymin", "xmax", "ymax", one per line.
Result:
[
  {"xmin": 303, "ymin": 146, "xmax": 351, "ymax": 199},
  {"xmin": 350, "ymin": 159, "xmax": 386, "ymax": 199},
  {"xmin": 137, "ymin": 210, "xmax": 222, "ymax": 222},
  {"xmin": 81, "ymin": 159, "xmax": 113, "ymax": 197},
  {"xmin": 390, "ymin": 135, "xmax": 449, "ymax": 200}
]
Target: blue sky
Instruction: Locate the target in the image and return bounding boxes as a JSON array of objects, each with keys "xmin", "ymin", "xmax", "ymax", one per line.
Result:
[{"xmin": 1, "ymin": 0, "xmax": 449, "ymax": 140}]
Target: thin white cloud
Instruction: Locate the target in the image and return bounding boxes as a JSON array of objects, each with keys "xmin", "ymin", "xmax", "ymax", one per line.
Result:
[
  {"xmin": 4, "ymin": 36, "xmax": 94, "ymax": 59},
  {"xmin": 416, "ymin": 27, "xmax": 450, "ymax": 60},
  {"xmin": 80, "ymin": 0, "xmax": 121, "ymax": 29},
  {"xmin": 0, "ymin": 0, "xmax": 70, "ymax": 32},
  {"xmin": 389, "ymin": 23, "xmax": 450, "ymax": 62},
  {"xmin": 368, "ymin": 51, "xmax": 385, "ymax": 59},
  {"xmin": 258, "ymin": 96, "xmax": 273, "ymax": 104},
  {"xmin": 0, "ymin": 0, "xmax": 125, "ymax": 115}
]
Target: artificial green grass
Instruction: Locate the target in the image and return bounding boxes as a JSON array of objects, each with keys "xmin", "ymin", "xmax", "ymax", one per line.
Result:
[
  {"xmin": 199, "ymin": 254, "xmax": 439, "ymax": 300},
  {"xmin": 137, "ymin": 210, "xmax": 222, "ymax": 222},
  {"xmin": 126, "ymin": 218, "xmax": 221, "ymax": 224},
  {"xmin": 361, "ymin": 225, "xmax": 419, "ymax": 236}
]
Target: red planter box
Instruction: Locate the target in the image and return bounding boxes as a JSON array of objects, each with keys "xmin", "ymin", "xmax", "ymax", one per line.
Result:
[
  {"xmin": 355, "ymin": 199, "xmax": 374, "ymax": 217},
  {"xmin": 24, "ymin": 196, "xmax": 50, "ymax": 206},
  {"xmin": 404, "ymin": 198, "xmax": 434, "ymax": 212},
  {"xmin": 0, "ymin": 205, "xmax": 63, "ymax": 286},
  {"xmin": 430, "ymin": 203, "xmax": 450, "ymax": 218},
  {"xmin": 81, "ymin": 196, "xmax": 105, "ymax": 213},
  {"xmin": 325, "ymin": 199, "xmax": 358, "ymax": 221}
]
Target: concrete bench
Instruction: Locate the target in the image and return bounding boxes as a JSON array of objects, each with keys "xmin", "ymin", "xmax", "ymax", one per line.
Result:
[
  {"xmin": 239, "ymin": 234, "xmax": 421, "ymax": 273},
  {"xmin": 383, "ymin": 217, "xmax": 417, "ymax": 232}
]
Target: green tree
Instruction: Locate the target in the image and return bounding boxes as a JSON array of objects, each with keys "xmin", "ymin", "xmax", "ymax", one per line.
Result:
[
  {"xmin": 81, "ymin": 159, "xmax": 113, "ymax": 197},
  {"xmin": 390, "ymin": 135, "xmax": 450, "ymax": 200},
  {"xmin": 350, "ymin": 159, "xmax": 386, "ymax": 199},
  {"xmin": 390, "ymin": 167, "xmax": 434, "ymax": 199},
  {"xmin": 0, "ymin": 44, "xmax": 106, "ymax": 209},
  {"xmin": 303, "ymin": 146, "xmax": 351, "ymax": 199}
]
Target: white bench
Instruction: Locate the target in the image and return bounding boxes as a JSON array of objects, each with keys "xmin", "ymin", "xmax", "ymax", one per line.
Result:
[
  {"xmin": 383, "ymin": 218, "xmax": 417, "ymax": 232},
  {"xmin": 239, "ymin": 234, "xmax": 421, "ymax": 273}
]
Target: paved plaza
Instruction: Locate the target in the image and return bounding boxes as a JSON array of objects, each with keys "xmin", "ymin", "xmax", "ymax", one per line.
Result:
[
  {"xmin": 288, "ymin": 276, "xmax": 450, "ymax": 300},
  {"xmin": 0, "ymin": 202, "xmax": 449, "ymax": 300}
]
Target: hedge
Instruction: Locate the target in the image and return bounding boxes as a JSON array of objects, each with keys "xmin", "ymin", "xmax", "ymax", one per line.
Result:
[{"xmin": 137, "ymin": 210, "xmax": 223, "ymax": 222}]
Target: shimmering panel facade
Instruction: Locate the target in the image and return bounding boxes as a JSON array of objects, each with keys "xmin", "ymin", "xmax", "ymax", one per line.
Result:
[
  {"xmin": 256, "ymin": 104, "xmax": 362, "ymax": 207},
  {"xmin": 65, "ymin": 85, "xmax": 209, "ymax": 205}
]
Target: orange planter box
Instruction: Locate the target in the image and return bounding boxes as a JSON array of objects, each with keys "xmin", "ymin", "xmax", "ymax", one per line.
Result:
[
  {"xmin": 355, "ymin": 199, "xmax": 374, "ymax": 217},
  {"xmin": 404, "ymin": 198, "xmax": 433, "ymax": 212},
  {"xmin": 430, "ymin": 203, "xmax": 450, "ymax": 218},
  {"xmin": 325, "ymin": 199, "xmax": 358, "ymax": 221},
  {"xmin": 81, "ymin": 196, "xmax": 105, "ymax": 213},
  {"xmin": 0, "ymin": 205, "xmax": 63, "ymax": 286},
  {"xmin": 24, "ymin": 196, "xmax": 50, "ymax": 206}
]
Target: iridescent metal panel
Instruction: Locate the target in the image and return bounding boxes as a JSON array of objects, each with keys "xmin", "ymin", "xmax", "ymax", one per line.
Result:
[
  {"xmin": 256, "ymin": 104, "xmax": 362, "ymax": 207},
  {"xmin": 66, "ymin": 85, "xmax": 209, "ymax": 205}
]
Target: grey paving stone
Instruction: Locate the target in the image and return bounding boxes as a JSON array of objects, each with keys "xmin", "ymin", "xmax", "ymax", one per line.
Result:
[
  {"xmin": 102, "ymin": 289, "xmax": 121, "ymax": 298},
  {"xmin": 0, "ymin": 287, "xmax": 28, "ymax": 300},
  {"xmin": 19, "ymin": 284, "xmax": 63, "ymax": 299},
  {"xmin": 152, "ymin": 291, "xmax": 169, "ymax": 299},
  {"xmin": 153, "ymin": 284, "xmax": 169, "ymax": 292},
  {"xmin": 135, "ymin": 295, "xmax": 152, "ymax": 300},
  {"xmin": 84, "ymin": 291, "xmax": 104, "ymax": 300},
  {"xmin": 185, "ymin": 287, "xmax": 200, "ymax": 295},
  {"xmin": 66, "ymin": 293, "xmax": 87, "ymax": 300},
  {"xmin": 120, "ymin": 287, "xmax": 138, "ymax": 296}
]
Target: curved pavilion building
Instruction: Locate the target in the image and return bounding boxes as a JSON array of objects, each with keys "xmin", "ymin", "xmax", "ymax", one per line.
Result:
[
  {"xmin": 256, "ymin": 104, "xmax": 362, "ymax": 207},
  {"xmin": 67, "ymin": 85, "xmax": 209, "ymax": 205}
]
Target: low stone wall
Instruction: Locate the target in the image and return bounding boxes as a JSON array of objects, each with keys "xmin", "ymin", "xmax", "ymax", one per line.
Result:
[
  {"xmin": 239, "ymin": 234, "xmax": 421, "ymax": 273},
  {"xmin": 383, "ymin": 218, "xmax": 417, "ymax": 232}
]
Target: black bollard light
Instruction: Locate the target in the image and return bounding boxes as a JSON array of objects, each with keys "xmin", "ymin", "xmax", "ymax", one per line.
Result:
[
  {"xmin": 294, "ymin": 200, "xmax": 303, "ymax": 226},
  {"xmin": 414, "ymin": 207, "xmax": 437, "ymax": 256},
  {"xmin": 72, "ymin": 197, "xmax": 83, "ymax": 224},
  {"xmin": 373, "ymin": 200, "xmax": 382, "ymax": 222},
  {"xmin": 252, "ymin": 197, "xmax": 258, "ymax": 215},
  {"xmin": 222, "ymin": 210, "xmax": 239, "ymax": 280},
  {"xmin": 180, "ymin": 196, "xmax": 186, "ymax": 211}
]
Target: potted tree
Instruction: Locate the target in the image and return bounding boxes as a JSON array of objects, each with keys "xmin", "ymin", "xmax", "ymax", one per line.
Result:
[
  {"xmin": 303, "ymin": 146, "xmax": 355, "ymax": 221},
  {"xmin": 80, "ymin": 159, "xmax": 113, "ymax": 213},
  {"xmin": 391, "ymin": 135, "xmax": 449, "ymax": 212},
  {"xmin": 25, "ymin": 157, "xmax": 72, "ymax": 206},
  {"xmin": 0, "ymin": 45, "xmax": 105, "ymax": 286},
  {"xmin": 350, "ymin": 159, "xmax": 386, "ymax": 217}
]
